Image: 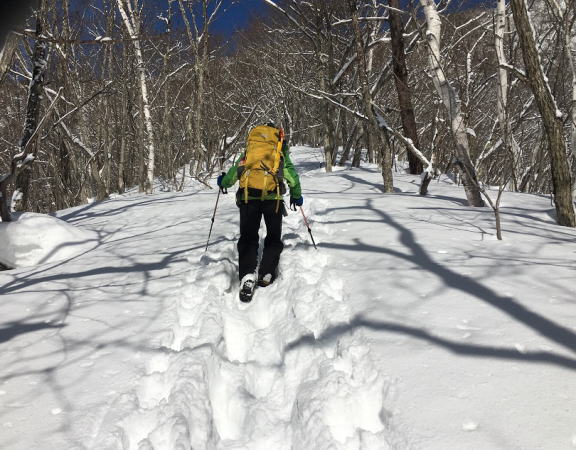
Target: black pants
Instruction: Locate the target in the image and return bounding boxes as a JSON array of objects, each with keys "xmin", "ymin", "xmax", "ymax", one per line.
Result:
[{"xmin": 237, "ymin": 200, "xmax": 284, "ymax": 281}]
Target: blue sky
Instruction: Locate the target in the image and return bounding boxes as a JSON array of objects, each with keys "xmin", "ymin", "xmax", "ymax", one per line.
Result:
[
  {"xmin": 212, "ymin": 0, "xmax": 266, "ymax": 35},
  {"xmin": 70, "ymin": 0, "xmax": 491, "ymax": 39},
  {"xmin": 210, "ymin": 0, "xmax": 490, "ymax": 36}
]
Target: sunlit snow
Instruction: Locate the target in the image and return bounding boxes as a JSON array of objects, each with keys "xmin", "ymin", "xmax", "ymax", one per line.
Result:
[{"xmin": 0, "ymin": 146, "xmax": 575, "ymax": 449}]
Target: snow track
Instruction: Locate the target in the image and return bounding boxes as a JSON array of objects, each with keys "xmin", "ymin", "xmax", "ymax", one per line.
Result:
[{"xmin": 96, "ymin": 200, "xmax": 390, "ymax": 449}]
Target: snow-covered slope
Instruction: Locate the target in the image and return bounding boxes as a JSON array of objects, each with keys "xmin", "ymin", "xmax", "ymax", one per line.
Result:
[{"xmin": 0, "ymin": 146, "xmax": 575, "ymax": 449}]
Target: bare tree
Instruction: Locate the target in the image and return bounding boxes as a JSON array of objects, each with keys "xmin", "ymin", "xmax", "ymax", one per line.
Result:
[
  {"xmin": 418, "ymin": 0, "xmax": 484, "ymax": 207},
  {"xmin": 347, "ymin": 0, "xmax": 393, "ymax": 191},
  {"xmin": 4, "ymin": 1, "xmax": 49, "ymax": 217},
  {"xmin": 543, "ymin": 0, "xmax": 576, "ymax": 193},
  {"xmin": 389, "ymin": 0, "xmax": 422, "ymax": 176},
  {"xmin": 0, "ymin": 32, "xmax": 19, "ymax": 84},
  {"xmin": 116, "ymin": 0, "xmax": 156, "ymax": 194},
  {"xmin": 510, "ymin": 0, "xmax": 576, "ymax": 227}
]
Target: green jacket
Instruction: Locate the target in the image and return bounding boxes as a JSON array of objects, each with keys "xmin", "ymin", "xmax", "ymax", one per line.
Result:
[{"xmin": 221, "ymin": 143, "xmax": 302, "ymax": 201}]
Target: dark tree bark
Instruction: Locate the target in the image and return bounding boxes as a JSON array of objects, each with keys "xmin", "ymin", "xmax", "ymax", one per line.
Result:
[
  {"xmin": 510, "ymin": 0, "xmax": 576, "ymax": 227},
  {"xmin": 351, "ymin": 126, "xmax": 364, "ymax": 168},
  {"xmin": 10, "ymin": 8, "xmax": 48, "ymax": 215},
  {"xmin": 347, "ymin": 0, "xmax": 393, "ymax": 191},
  {"xmin": 318, "ymin": 2, "xmax": 338, "ymax": 173},
  {"xmin": 389, "ymin": 0, "xmax": 422, "ymax": 175},
  {"xmin": 0, "ymin": 32, "xmax": 18, "ymax": 84},
  {"xmin": 339, "ymin": 121, "xmax": 358, "ymax": 166}
]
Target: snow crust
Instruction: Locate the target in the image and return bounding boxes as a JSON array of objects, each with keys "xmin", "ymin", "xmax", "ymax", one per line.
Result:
[{"xmin": 0, "ymin": 213, "xmax": 98, "ymax": 268}]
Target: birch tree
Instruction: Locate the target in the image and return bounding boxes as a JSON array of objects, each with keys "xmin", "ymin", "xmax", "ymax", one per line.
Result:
[
  {"xmin": 116, "ymin": 0, "xmax": 156, "ymax": 194},
  {"xmin": 494, "ymin": 0, "xmax": 518, "ymax": 188},
  {"xmin": 418, "ymin": 0, "xmax": 484, "ymax": 207}
]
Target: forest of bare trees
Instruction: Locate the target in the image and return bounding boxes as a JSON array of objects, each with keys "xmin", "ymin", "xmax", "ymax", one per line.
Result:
[{"xmin": 0, "ymin": 0, "xmax": 575, "ymax": 227}]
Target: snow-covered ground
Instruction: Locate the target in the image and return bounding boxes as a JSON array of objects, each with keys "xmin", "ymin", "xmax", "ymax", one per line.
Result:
[{"xmin": 1, "ymin": 146, "xmax": 575, "ymax": 449}]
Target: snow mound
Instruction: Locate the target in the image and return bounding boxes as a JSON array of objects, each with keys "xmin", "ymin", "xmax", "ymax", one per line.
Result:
[{"xmin": 0, "ymin": 213, "xmax": 98, "ymax": 268}]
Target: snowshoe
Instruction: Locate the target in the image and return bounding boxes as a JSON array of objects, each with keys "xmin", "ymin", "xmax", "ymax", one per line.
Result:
[{"xmin": 239, "ymin": 274, "xmax": 256, "ymax": 303}]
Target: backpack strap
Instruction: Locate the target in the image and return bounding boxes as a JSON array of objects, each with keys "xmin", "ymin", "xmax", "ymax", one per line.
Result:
[
  {"xmin": 243, "ymin": 168, "xmax": 250, "ymax": 204},
  {"xmin": 273, "ymin": 129, "xmax": 285, "ymax": 213},
  {"xmin": 271, "ymin": 128, "xmax": 284, "ymax": 174}
]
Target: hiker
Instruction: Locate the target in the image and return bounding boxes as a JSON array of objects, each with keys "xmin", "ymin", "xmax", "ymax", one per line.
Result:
[{"xmin": 217, "ymin": 123, "xmax": 302, "ymax": 302}]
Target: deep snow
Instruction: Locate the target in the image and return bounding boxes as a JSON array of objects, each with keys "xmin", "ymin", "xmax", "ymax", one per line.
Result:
[{"xmin": 0, "ymin": 146, "xmax": 575, "ymax": 449}]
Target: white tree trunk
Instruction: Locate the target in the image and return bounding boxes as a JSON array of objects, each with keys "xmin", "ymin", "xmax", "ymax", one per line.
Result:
[
  {"xmin": 419, "ymin": 0, "xmax": 484, "ymax": 206},
  {"xmin": 117, "ymin": 0, "xmax": 156, "ymax": 194},
  {"xmin": 495, "ymin": 0, "xmax": 517, "ymax": 188}
]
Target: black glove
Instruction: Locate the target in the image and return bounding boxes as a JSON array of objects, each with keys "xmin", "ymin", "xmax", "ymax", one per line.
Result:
[
  {"xmin": 217, "ymin": 172, "xmax": 227, "ymax": 194},
  {"xmin": 289, "ymin": 196, "xmax": 303, "ymax": 211}
]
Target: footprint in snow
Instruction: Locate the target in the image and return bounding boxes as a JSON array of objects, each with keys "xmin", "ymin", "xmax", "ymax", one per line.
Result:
[{"xmin": 98, "ymin": 198, "xmax": 390, "ymax": 449}]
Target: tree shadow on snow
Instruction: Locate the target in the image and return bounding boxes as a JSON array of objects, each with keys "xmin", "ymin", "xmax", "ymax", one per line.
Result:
[
  {"xmin": 58, "ymin": 191, "xmax": 199, "ymax": 223},
  {"xmin": 339, "ymin": 173, "xmax": 403, "ymax": 194},
  {"xmin": 0, "ymin": 232, "xmax": 233, "ymax": 295},
  {"xmin": 285, "ymin": 315, "xmax": 576, "ymax": 371},
  {"xmin": 296, "ymin": 159, "xmax": 324, "ymax": 172},
  {"xmin": 0, "ymin": 321, "xmax": 66, "ymax": 345},
  {"xmin": 426, "ymin": 193, "xmax": 470, "ymax": 207},
  {"xmin": 319, "ymin": 200, "xmax": 576, "ymax": 357}
]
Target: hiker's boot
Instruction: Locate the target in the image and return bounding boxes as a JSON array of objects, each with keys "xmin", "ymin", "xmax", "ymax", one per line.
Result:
[
  {"xmin": 257, "ymin": 273, "xmax": 273, "ymax": 288},
  {"xmin": 239, "ymin": 274, "xmax": 256, "ymax": 303}
]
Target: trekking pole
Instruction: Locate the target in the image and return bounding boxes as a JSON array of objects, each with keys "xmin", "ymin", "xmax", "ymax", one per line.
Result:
[
  {"xmin": 205, "ymin": 185, "xmax": 227, "ymax": 252},
  {"xmin": 299, "ymin": 206, "xmax": 318, "ymax": 250}
]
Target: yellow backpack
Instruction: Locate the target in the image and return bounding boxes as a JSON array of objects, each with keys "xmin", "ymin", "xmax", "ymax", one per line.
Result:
[{"xmin": 238, "ymin": 125, "xmax": 285, "ymax": 203}]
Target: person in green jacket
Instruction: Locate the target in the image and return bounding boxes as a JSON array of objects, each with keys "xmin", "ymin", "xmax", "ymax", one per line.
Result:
[{"xmin": 217, "ymin": 123, "xmax": 302, "ymax": 302}]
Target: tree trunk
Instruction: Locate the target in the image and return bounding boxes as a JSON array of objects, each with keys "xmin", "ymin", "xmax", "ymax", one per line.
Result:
[
  {"xmin": 0, "ymin": 32, "xmax": 18, "ymax": 84},
  {"xmin": 117, "ymin": 0, "xmax": 156, "ymax": 194},
  {"xmin": 545, "ymin": 0, "xmax": 576, "ymax": 192},
  {"xmin": 389, "ymin": 0, "xmax": 422, "ymax": 175},
  {"xmin": 339, "ymin": 121, "xmax": 358, "ymax": 166},
  {"xmin": 510, "ymin": 0, "xmax": 576, "ymax": 226},
  {"xmin": 348, "ymin": 0, "xmax": 393, "ymax": 192},
  {"xmin": 495, "ymin": 0, "xmax": 518, "ymax": 190},
  {"xmin": 12, "ymin": 12, "xmax": 48, "ymax": 213},
  {"xmin": 419, "ymin": 0, "xmax": 484, "ymax": 206},
  {"xmin": 193, "ymin": 1, "xmax": 210, "ymax": 175},
  {"xmin": 282, "ymin": 99, "xmax": 293, "ymax": 145},
  {"xmin": 319, "ymin": 67, "xmax": 335, "ymax": 173},
  {"xmin": 352, "ymin": 126, "xmax": 364, "ymax": 167}
]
